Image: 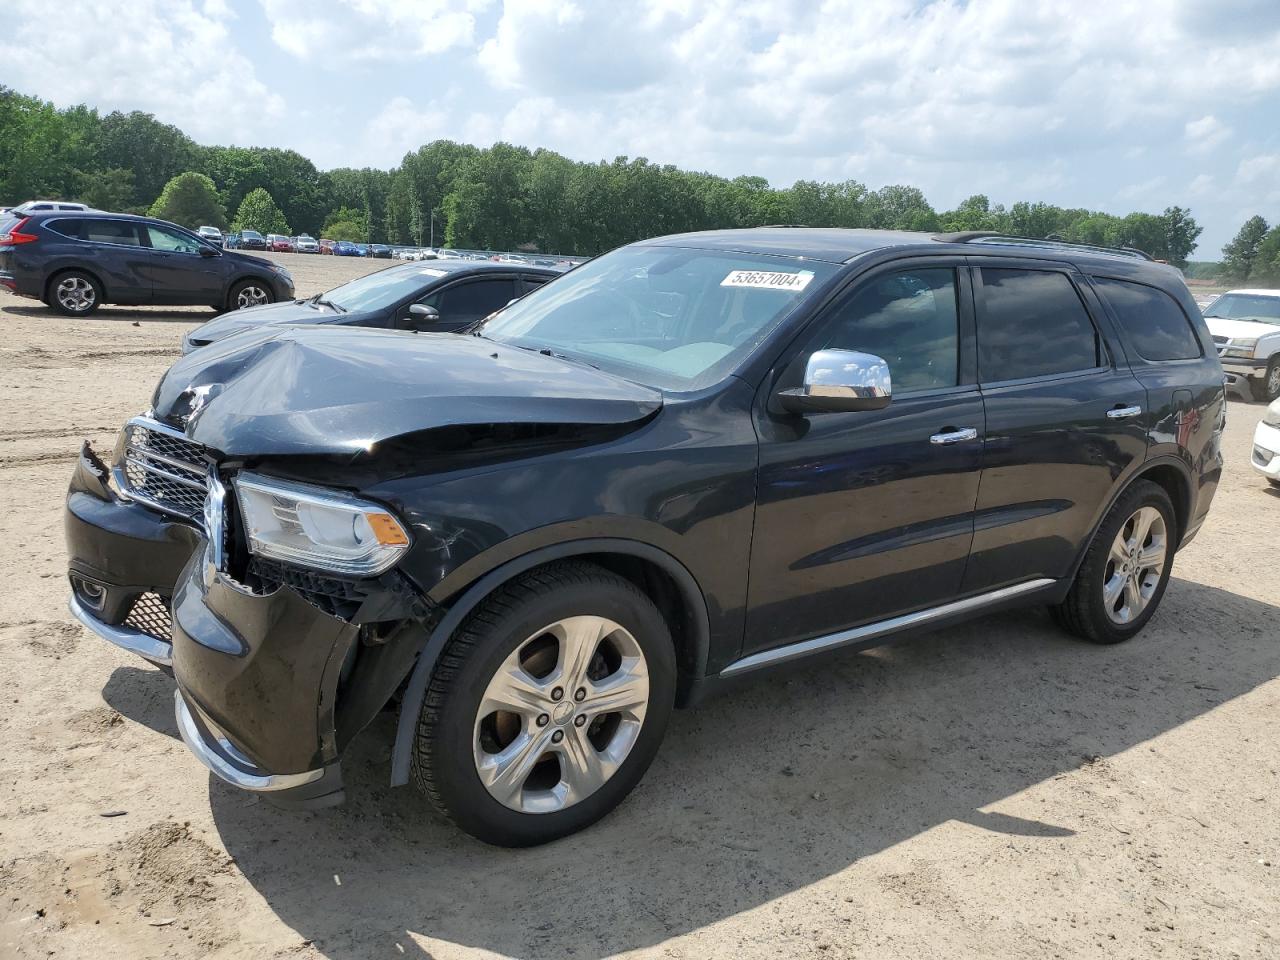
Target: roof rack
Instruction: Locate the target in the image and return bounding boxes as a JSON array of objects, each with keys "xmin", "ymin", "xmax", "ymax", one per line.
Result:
[{"xmin": 931, "ymin": 231, "xmax": 1154, "ymax": 262}]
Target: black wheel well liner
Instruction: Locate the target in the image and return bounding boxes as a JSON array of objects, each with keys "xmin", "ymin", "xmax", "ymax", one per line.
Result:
[
  {"xmin": 388, "ymin": 538, "xmax": 710, "ymax": 787},
  {"xmin": 45, "ymin": 266, "xmax": 105, "ymax": 303}
]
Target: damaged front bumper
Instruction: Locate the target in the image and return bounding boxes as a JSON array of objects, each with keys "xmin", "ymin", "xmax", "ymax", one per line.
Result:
[{"xmin": 65, "ymin": 441, "xmax": 429, "ymax": 809}]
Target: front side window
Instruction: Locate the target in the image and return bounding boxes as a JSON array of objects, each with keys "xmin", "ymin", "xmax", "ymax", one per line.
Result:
[
  {"xmin": 146, "ymin": 225, "xmax": 202, "ymax": 253},
  {"xmin": 477, "ymin": 245, "xmax": 840, "ymax": 390},
  {"xmin": 978, "ymin": 268, "xmax": 1100, "ymax": 382},
  {"xmin": 84, "ymin": 220, "xmax": 142, "ymax": 247},
  {"xmin": 1093, "ymin": 277, "xmax": 1201, "ymax": 361},
  {"xmin": 424, "ymin": 278, "xmax": 517, "ymax": 321},
  {"xmin": 809, "ymin": 268, "xmax": 960, "ymax": 393}
]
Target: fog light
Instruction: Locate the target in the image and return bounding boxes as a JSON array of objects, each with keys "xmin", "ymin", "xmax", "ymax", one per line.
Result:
[{"xmin": 72, "ymin": 576, "xmax": 107, "ymax": 612}]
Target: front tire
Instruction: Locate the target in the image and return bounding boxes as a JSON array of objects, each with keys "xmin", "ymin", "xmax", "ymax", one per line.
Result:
[
  {"xmin": 228, "ymin": 279, "xmax": 274, "ymax": 311},
  {"xmin": 1051, "ymin": 480, "xmax": 1176, "ymax": 644},
  {"xmin": 1251, "ymin": 358, "xmax": 1280, "ymax": 403},
  {"xmin": 47, "ymin": 271, "xmax": 102, "ymax": 316},
  {"xmin": 412, "ymin": 561, "xmax": 675, "ymax": 846}
]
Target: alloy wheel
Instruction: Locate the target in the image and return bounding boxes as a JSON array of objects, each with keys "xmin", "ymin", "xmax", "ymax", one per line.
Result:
[
  {"xmin": 1268, "ymin": 364, "xmax": 1280, "ymax": 399},
  {"xmin": 1102, "ymin": 506, "xmax": 1167, "ymax": 624},
  {"xmin": 235, "ymin": 285, "xmax": 270, "ymax": 308},
  {"xmin": 56, "ymin": 277, "xmax": 95, "ymax": 312},
  {"xmin": 472, "ymin": 615, "xmax": 650, "ymax": 814}
]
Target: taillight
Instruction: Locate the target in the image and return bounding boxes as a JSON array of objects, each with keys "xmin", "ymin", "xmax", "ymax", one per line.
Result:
[{"xmin": 0, "ymin": 218, "xmax": 38, "ymax": 246}]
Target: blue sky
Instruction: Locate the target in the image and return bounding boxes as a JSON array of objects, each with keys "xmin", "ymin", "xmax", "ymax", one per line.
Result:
[{"xmin": 9, "ymin": 0, "xmax": 1280, "ymax": 257}]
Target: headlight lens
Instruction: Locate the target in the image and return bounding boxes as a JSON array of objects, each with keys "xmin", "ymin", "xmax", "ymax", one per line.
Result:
[
  {"xmin": 1264, "ymin": 404, "xmax": 1280, "ymax": 428},
  {"xmin": 1223, "ymin": 339, "xmax": 1258, "ymax": 359},
  {"xmin": 234, "ymin": 473, "xmax": 409, "ymax": 576}
]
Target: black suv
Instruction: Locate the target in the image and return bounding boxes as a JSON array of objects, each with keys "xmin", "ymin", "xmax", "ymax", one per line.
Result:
[
  {"xmin": 0, "ymin": 211, "xmax": 293, "ymax": 315},
  {"xmin": 65, "ymin": 228, "xmax": 1223, "ymax": 846},
  {"xmin": 181, "ymin": 259, "xmax": 566, "ymax": 353}
]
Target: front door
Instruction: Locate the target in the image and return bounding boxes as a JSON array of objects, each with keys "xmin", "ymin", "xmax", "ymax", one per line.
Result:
[
  {"xmin": 745, "ymin": 262, "xmax": 985, "ymax": 658},
  {"xmin": 141, "ymin": 224, "xmax": 225, "ymax": 305},
  {"xmin": 961, "ymin": 261, "xmax": 1149, "ymax": 591}
]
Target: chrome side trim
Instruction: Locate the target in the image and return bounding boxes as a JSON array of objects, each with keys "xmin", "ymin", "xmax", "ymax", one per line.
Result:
[
  {"xmin": 720, "ymin": 578, "xmax": 1057, "ymax": 677},
  {"xmin": 174, "ymin": 691, "xmax": 326, "ymax": 792},
  {"xmin": 69, "ymin": 594, "xmax": 173, "ymax": 666}
]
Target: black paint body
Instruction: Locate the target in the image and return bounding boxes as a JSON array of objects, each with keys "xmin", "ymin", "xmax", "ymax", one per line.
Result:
[{"xmin": 64, "ymin": 229, "xmax": 1225, "ymax": 800}]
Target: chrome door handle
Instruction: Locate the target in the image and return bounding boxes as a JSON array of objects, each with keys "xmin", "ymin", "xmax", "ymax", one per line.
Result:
[
  {"xmin": 1106, "ymin": 405, "xmax": 1143, "ymax": 420},
  {"xmin": 929, "ymin": 427, "xmax": 979, "ymax": 445}
]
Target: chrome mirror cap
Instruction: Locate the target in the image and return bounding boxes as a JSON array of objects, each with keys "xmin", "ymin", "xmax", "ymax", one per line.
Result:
[{"xmin": 778, "ymin": 349, "xmax": 892, "ymax": 414}]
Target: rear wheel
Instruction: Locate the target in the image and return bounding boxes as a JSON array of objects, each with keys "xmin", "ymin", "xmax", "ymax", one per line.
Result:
[
  {"xmin": 412, "ymin": 561, "xmax": 675, "ymax": 846},
  {"xmin": 228, "ymin": 279, "xmax": 273, "ymax": 311},
  {"xmin": 47, "ymin": 271, "xmax": 102, "ymax": 316},
  {"xmin": 1251, "ymin": 358, "xmax": 1280, "ymax": 403},
  {"xmin": 1052, "ymin": 480, "xmax": 1176, "ymax": 644}
]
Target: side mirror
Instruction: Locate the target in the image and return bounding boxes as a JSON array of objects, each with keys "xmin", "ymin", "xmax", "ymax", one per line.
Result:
[
  {"xmin": 777, "ymin": 349, "xmax": 892, "ymax": 414},
  {"xmin": 408, "ymin": 303, "xmax": 441, "ymax": 323},
  {"xmin": 199, "ymin": 245, "xmax": 219, "ymax": 257}
]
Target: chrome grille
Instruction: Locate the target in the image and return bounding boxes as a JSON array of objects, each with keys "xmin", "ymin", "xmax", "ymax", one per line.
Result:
[
  {"xmin": 119, "ymin": 418, "xmax": 208, "ymax": 519},
  {"xmin": 123, "ymin": 592, "xmax": 173, "ymax": 643}
]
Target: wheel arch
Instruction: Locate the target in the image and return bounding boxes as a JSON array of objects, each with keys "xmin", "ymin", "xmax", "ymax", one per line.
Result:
[
  {"xmin": 388, "ymin": 537, "xmax": 711, "ymax": 787},
  {"xmin": 226, "ymin": 274, "xmax": 276, "ymax": 308}
]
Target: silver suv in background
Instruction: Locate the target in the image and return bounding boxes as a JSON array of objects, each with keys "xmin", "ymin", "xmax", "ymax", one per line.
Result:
[{"xmin": 1202, "ymin": 289, "xmax": 1280, "ymax": 401}]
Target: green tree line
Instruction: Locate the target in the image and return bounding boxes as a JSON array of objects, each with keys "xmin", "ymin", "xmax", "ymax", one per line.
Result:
[
  {"xmin": 1217, "ymin": 214, "xmax": 1280, "ymax": 284},
  {"xmin": 0, "ymin": 85, "xmax": 1203, "ymax": 264}
]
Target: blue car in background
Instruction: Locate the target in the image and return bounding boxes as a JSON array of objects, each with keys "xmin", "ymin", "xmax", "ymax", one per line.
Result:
[{"xmin": 333, "ymin": 240, "xmax": 360, "ymax": 257}]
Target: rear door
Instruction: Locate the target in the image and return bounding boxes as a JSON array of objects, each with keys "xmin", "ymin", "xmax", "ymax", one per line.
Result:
[
  {"xmin": 962, "ymin": 260, "xmax": 1148, "ymax": 592},
  {"xmin": 141, "ymin": 224, "xmax": 225, "ymax": 305},
  {"xmin": 62, "ymin": 218, "xmax": 153, "ymax": 303}
]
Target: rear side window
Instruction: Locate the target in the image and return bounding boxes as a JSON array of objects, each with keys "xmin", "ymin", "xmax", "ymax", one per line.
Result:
[
  {"xmin": 46, "ymin": 218, "xmax": 84, "ymax": 239},
  {"xmin": 1092, "ymin": 277, "xmax": 1201, "ymax": 361},
  {"xmin": 425, "ymin": 278, "xmax": 517, "ymax": 322},
  {"xmin": 978, "ymin": 268, "xmax": 1100, "ymax": 382},
  {"xmin": 83, "ymin": 220, "xmax": 142, "ymax": 247}
]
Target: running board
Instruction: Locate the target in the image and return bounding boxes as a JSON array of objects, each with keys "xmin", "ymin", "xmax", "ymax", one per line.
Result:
[{"xmin": 720, "ymin": 578, "xmax": 1057, "ymax": 677}]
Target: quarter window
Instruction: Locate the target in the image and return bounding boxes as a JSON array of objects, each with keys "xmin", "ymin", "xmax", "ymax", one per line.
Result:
[
  {"xmin": 978, "ymin": 268, "xmax": 1100, "ymax": 382},
  {"xmin": 811, "ymin": 268, "xmax": 960, "ymax": 392},
  {"xmin": 1093, "ymin": 277, "xmax": 1201, "ymax": 361},
  {"xmin": 45, "ymin": 218, "xmax": 84, "ymax": 240}
]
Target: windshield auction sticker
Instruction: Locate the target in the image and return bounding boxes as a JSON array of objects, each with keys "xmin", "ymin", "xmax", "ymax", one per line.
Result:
[{"xmin": 721, "ymin": 269, "xmax": 815, "ymax": 291}]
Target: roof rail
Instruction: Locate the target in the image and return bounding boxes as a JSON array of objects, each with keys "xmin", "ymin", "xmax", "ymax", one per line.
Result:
[{"xmin": 931, "ymin": 231, "xmax": 1154, "ymax": 262}]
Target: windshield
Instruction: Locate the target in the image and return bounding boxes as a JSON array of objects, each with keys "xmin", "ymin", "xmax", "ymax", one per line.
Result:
[
  {"xmin": 476, "ymin": 245, "xmax": 838, "ymax": 389},
  {"xmin": 1204, "ymin": 294, "xmax": 1280, "ymax": 325},
  {"xmin": 324, "ymin": 263, "xmax": 449, "ymax": 312},
  {"xmin": 243, "ymin": 230, "xmax": 263, "ymax": 240}
]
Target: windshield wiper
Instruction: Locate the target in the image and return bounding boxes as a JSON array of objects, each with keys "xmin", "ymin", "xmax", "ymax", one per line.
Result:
[
  {"xmin": 538, "ymin": 347, "xmax": 599, "ymax": 370},
  {"xmin": 315, "ymin": 297, "xmax": 346, "ymax": 313}
]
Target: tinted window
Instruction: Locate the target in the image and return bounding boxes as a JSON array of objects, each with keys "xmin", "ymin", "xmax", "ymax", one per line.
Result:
[
  {"xmin": 978, "ymin": 268, "xmax": 1099, "ymax": 381},
  {"xmin": 45, "ymin": 218, "xmax": 84, "ymax": 240},
  {"xmin": 1093, "ymin": 277, "xmax": 1201, "ymax": 361},
  {"xmin": 428, "ymin": 278, "xmax": 517, "ymax": 321},
  {"xmin": 812, "ymin": 268, "xmax": 960, "ymax": 392},
  {"xmin": 83, "ymin": 220, "xmax": 142, "ymax": 247}
]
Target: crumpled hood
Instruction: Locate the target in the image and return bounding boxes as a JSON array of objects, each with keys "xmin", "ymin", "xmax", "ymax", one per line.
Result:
[
  {"xmin": 184, "ymin": 300, "xmax": 343, "ymax": 351},
  {"xmin": 1203, "ymin": 316, "xmax": 1280, "ymax": 341},
  {"xmin": 153, "ymin": 325, "xmax": 663, "ymax": 457}
]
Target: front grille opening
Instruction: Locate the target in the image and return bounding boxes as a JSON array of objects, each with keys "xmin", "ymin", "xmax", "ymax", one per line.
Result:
[
  {"xmin": 123, "ymin": 592, "xmax": 173, "ymax": 643},
  {"xmin": 120, "ymin": 421, "xmax": 208, "ymax": 519}
]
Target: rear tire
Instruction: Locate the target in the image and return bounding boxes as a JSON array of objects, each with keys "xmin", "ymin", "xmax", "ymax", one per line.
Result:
[
  {"xmin": 1251, "ymin": 358, "xmax": 1280, "ymax": 403},
  {"xmin": 47, "ymin": 271, "xmax": 102, "ymax": 316},
  {"xmin": 228, "ymin": 279, "xmax": 274, "ymax": 311},
  {"xmin": 411, "ymin": 561, "xmax": 675, "ymax": 847},
  {"xmin": 1051, "ymin": 480, "xmax": 1176, "ymax": 644}
]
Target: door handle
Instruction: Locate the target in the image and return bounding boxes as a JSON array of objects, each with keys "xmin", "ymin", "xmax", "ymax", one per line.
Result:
[
  {"xmin": 929, "ymin": 427, "xmax": 979, "ymax": 445},
  {"xmin": 1106, "ymin": 404, "xmax": 1143, "ymax": 420}
]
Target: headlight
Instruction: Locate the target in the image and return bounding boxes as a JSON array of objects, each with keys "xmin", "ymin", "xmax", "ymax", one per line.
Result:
[
  {"xmin": 1223, "ymin": 339, "xmax": 1258, "ymax": 359},
  {"xmin": 1264, "ymin": 404, "xmax": 1280, "ymax": 429},
  {"xmin": 234, "ymin": 473, "xmax": 409, "ymax": 576}
]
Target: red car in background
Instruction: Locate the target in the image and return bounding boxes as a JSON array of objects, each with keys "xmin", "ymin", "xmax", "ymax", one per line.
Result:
[
  {"xmin": 267, "ymin": 234, "xmax": 294, "ymax": 253},
  {"xmin": 319, "ymin": 238, "xmax": 335, "ymax": 255}
]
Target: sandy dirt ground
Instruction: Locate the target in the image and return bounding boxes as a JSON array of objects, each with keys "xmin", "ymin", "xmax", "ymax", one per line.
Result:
[{"xmin": 1, "ymin": 253, "xmax": 1277, "ymax": 960}]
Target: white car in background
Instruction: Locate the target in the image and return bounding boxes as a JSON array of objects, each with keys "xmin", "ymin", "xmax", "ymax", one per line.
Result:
[
  {"xmin": 1203, "ymin": 289, "xmax": 1280, "ymax": 402},
  {"xmin": 1253, "ymin": 398, "xmax": 1280, "ymax": 487},
  {"xmin": 294, "ymin": 234, "xmax": 319, "ymax": 254}
]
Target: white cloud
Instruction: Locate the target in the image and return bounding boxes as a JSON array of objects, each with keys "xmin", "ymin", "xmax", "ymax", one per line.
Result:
[
  {"xmin": 362, "ymin": 97, "xmax": 450, "ymax": 166},
  {"xmin": 1237, "ymin": 154, "xmax": 1280, "ymax": 183},
  {"xmin": 8, "ymin": 0, "xmax": 283, "ymax": 143},
  {"xmin": 259, "ymin": 0, "xmax": 491, "ymax": 63},
  {"xmin": 1185, "ymin": 115, "xmax": 1230, "ymax": 154}
]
